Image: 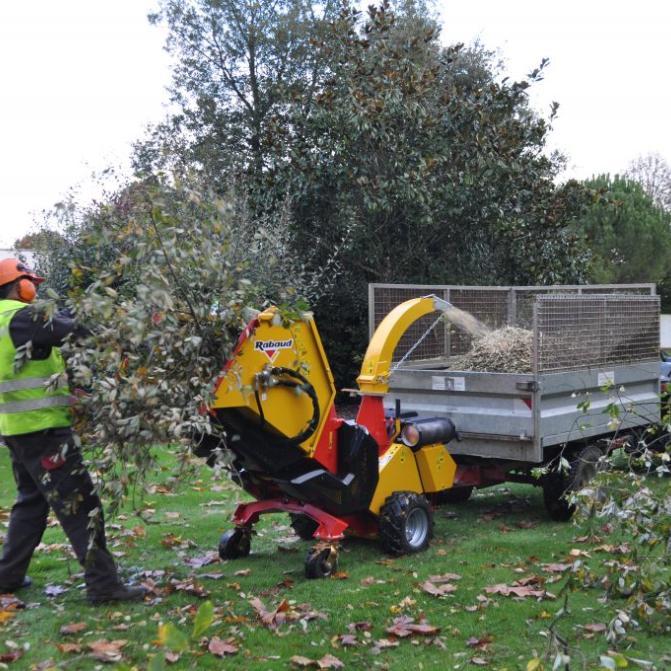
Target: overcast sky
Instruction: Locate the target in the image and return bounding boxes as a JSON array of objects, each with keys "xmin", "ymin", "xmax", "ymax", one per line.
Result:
[{"xmin": 1, "ymin": 0, "xmax": 670, "ymax": 248}]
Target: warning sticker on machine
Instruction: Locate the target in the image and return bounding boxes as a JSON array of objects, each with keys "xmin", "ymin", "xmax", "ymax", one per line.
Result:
[
  {"xmin": 432, "ymin": 376, "xmax": 466, "ymax": 392},
  {"xmin": 254, "ymin": 338, "xmax": 293, "ymax": 362}
]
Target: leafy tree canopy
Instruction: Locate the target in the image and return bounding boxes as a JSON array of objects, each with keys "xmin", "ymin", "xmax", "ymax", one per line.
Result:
[{"xmin": 574, "ymin": 174, "xmax": 671, "ymax": 285}]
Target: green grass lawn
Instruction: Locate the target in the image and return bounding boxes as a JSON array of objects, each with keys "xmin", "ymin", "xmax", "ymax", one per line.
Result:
[{"xmin": 0, "ymin": 448, "xmax": 668, "ymax": 670}]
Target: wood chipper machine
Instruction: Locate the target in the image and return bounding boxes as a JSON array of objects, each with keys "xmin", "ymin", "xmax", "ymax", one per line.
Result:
[{"xmin": 202, "ymin": 295, "xmax": 460, "ymax": 577}]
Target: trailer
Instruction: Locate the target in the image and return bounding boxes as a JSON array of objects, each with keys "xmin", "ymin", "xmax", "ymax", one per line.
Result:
[{"xmin": 370, "ymin": 284, "xmax": 661, "ymax": 519}]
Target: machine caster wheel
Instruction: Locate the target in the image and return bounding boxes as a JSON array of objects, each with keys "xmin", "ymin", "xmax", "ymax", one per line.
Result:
[
  {"xmin": 379, "ymin": 491, "xmax": 433, "ymax": 555},
  {"xmin": 305, "ymin": 544, "xmax": 339, "ymax": 579},
  {"xmin": 218, "ymin": 528, "xmax": 251, "ymax": 559},
  {"xmin": 290, "ymin": 514, "xmax": 319, "ymax": 540}
]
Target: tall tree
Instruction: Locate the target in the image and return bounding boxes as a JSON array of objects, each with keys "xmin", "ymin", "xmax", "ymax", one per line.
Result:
[
  {"xmin": 139, "ymin": 0, "xmax": 337, "ymax": 192},
  {"xmin": 135, "ymin": 0, "xmax": 591, "ymax": 385},
  {"xmin": 575, "ymin": 174, "xmax": 671, "ymax": 284},
  {"xmin": 626, "ymin": 153, "xmax": 671, "ymax": 212}
]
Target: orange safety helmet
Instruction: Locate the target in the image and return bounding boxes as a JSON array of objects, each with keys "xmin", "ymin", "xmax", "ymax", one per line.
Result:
[
  {"xmin": 0, "ymin": 258, "xmax": 45, "ymax": 288},
  {"xmin": 0, "ymin": 258, "xmax": 45, "ymax": 302}
]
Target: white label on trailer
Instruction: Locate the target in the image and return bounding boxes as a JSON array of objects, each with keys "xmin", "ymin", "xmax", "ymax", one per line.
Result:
[
  {"xmin": 432, "ymin": 376, "xmax": 466, "ymax": 391},
  {"xmin": 597, "ymin": 371, "xmax": 615, "ymax": 388},
  {"xmin": 432, "ymin": 376, "xmax": 446, "ymax": 390},
  {"xmin": 447, "ymin": 376, "xmax": 466, "ymax": 392}
]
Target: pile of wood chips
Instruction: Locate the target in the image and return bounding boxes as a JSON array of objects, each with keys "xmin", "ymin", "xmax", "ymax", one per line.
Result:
[{"xmin": 448, "ymin": 326, "xmax": 533, "ymax": 373}]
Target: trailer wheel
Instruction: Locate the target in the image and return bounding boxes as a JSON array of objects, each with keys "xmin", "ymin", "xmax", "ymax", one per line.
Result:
[
  {"xmin": 218, "ymin": 528, "xmax": 251, "ymax": 559},
  {"xmin": 290, "ymin": 514, "xmax": 318, "ymax": 541},
  {"xmin": 379, "ymin": 492, "xmax": 433, "ymax": 555},
  {"xmin": 543, "ymin": 445, "xmax": 603, "ymax": 521},
  {"xmin": 432, "ymin": 486, "xmax": 473, "ymax": 505}
]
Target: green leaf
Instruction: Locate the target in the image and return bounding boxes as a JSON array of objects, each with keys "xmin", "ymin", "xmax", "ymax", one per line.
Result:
[
  {"xmin": 192, "ymin": 600, "xmax": 214, "ymax": 638},
  {"xmin": 157, "ymin": 623, "xmax": 189, "ymax": 652}
]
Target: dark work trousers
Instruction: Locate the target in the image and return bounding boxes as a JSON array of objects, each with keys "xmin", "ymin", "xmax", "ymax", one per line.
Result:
[{"xmin": 0, "ymin": 427, "xmax": 120, "ymax": 595}]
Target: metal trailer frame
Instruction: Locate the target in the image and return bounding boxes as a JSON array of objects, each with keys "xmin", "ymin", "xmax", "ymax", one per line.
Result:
[{"xmin": 369, "ymin": 285, "xmax": 661, "ymax": 466}]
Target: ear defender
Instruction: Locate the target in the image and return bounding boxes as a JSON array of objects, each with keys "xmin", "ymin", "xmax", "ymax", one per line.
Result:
[{"xmin": 17, "ymin": 278, "xmax": 37, "ymax": 303}]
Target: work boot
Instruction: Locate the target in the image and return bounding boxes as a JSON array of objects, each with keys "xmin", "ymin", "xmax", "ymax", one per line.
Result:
[
  {"xmin": 87, "ymin": 583, "xmax": 146, "ymax": 605},
  {"xmin": 0, "ymin": 576, "xmax": 32, "ymax": 593}
]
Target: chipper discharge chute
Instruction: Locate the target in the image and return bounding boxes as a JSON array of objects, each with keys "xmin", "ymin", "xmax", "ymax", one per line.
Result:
[{"xmin": 204, "ymin": 296, "xmax": 459, "ymax": 577}]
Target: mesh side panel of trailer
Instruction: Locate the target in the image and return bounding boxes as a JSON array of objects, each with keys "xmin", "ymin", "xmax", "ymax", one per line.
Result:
[
  {"xmin": 534, "ymin": 295, "xmax": 660, "ymax": 373},
  {"xmin": 369, "ymin": 284, "xmax": 656, "ymax": 366}
]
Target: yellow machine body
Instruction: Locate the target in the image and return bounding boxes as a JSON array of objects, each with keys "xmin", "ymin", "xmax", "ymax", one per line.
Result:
[
  {"xmin": 414, "ymin": 444, "xmax": 458, "ymax": 493},
  {"xmin": 211, "ymin": 307, "xmax": 336, "ymax": 457},
  {"xmin": 368, "ymin": 442, "xmax": 457, "ymax": 514}
]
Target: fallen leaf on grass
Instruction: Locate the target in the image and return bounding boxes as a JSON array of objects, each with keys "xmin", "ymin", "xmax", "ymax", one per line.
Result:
[
  {"xmin": 60, "ymin": 622, "xmax": 87, "ymax": 635},
  {"xmin": 470, "ymin": 656, "xmax": 489, "ymax": 666},
  {"xmin": 593, "ymin": 544, "xmax": 630, "ymax": 555},
  {"xmin": 386, "ymin": 616, "xmax": 440, "ymax": 638},
  {"xmin": 347, "ymin": 621, "xmax": 372, "ymax": 633},
  {"xmin": 466, "ymin": 634, "xmax": 494, "ymax": 650},
  {"xmin": 516, "ymin": 520, "xmax": 538, "ymax": 529},
  {"xmin": 568, "ymin": 549, "xmax": 591, "ymax": 558},
  {"xmin": 371, "ymin": 638, "xmax": 400, "ymax": 653},
  {"xmin": 171, "ymin": 578, "xmax": 209, "ymax": 598},
  {"xmin": 165, "ymin": 651, "xmax": 181, "ymax": 664},
  {"xmin": 44, "ymin": 584, "xmax": 68, "ymax": 597},
  {"xmin": 87, "ymin": 639, "xmax": 127, "ymax": 663},
  {"xmin": 0, "ymin": 651, "xmax": 23, "ymax": 663},
  {"xmin": 234, "ymin": 568, "xmax": 251, "ymax": 577},
  {"xmin": 56, "ymin": 643, "xmax": 82, "ymax": 654},
  {"xmin": 184, "ymin": 551, "xmax": 220, "ymax": 568},
  {"xmin": 540, "ymin": 563, "xmax": 572, "ymax": 573},
  {"xmin": 208, "ymin": 636, "xmax": 238, "ymax": 657},
  {"xmin": 337, "ymin": 634, "xmax": 358, "ymax": 647},
  {"xmin": 250, "ymin": 597, "xmax": 327, "ymax": 629},
  {"xmin": 250, "ymin": 597, "xmax": 290, "ymax": 629},
  {"xmin": 291, "ymin": 656, "xmax": 316, "ymax": 668},
  {"xmin": 582, "ymin": 622, "xmax": 607, "ymax": 638},
  {"xmin": 484, "ymin": 582, "xmax": 552, "ymax": 599},
  {"xmin": 0, "ymin": 595, "xmax": 24, "ymax": 610},
  {"xmin": 290, "ymin": 654, "xmax": 344, "ymax": 669},
  {"xmin": 421, "ymin": 581, "xmax": 457, "ymax": 597},
  {"xmin": 428, "ymin": 573, "xmax": 462, "ymax": 583}
]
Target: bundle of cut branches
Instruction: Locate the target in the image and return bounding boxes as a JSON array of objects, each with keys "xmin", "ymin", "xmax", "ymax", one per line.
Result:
[{"xmin": 449, "ymin": 327, "xmax": 533, "ymax": 373}]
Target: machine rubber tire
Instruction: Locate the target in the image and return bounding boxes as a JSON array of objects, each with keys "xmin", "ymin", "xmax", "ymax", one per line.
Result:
[
  {"xmin": 432, "ymin": 486, "xmax": 473, "ymax": 505},
  {"xmin": 290, "ymin": 514, "xmax": 319, "ymax": 541},
  {"xmin": 218, "ymin": 528, "xmax": 251, "ymax": 559},
  {"xmin": 379, "ymin": 491, "xmax": 433, "ymax": 555},
  {"xmin": 305, "ymin": 546, "xmax": 338, "ymax": 579},
  {"xmin": 543, "ymin": 445, "xmax": 603, "ymax": 522}
]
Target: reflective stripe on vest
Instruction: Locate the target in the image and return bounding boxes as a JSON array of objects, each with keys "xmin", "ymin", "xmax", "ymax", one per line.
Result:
[
  {"xmin": 0, "ymin": 375, "xmax": 60, "ymax": 393},
  {"xmin": 0, "ymin": 395, "xmax": 72, "ymax": 414}
]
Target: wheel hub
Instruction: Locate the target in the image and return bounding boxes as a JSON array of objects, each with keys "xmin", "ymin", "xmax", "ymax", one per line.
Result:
[{"xmin": 405, "ymin": 508, "xmax": 429, "ymax": 547}]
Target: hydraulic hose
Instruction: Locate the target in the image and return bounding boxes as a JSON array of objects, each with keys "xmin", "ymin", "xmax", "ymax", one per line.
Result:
[{"xmin": 253, "ymin": 366, "xmax": 321, "ymax": 447}]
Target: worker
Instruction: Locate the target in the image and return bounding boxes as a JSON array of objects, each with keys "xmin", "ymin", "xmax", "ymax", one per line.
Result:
[{"xmin": 0, "ymin": 258, "xmax": 144, "ymax": 604}]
